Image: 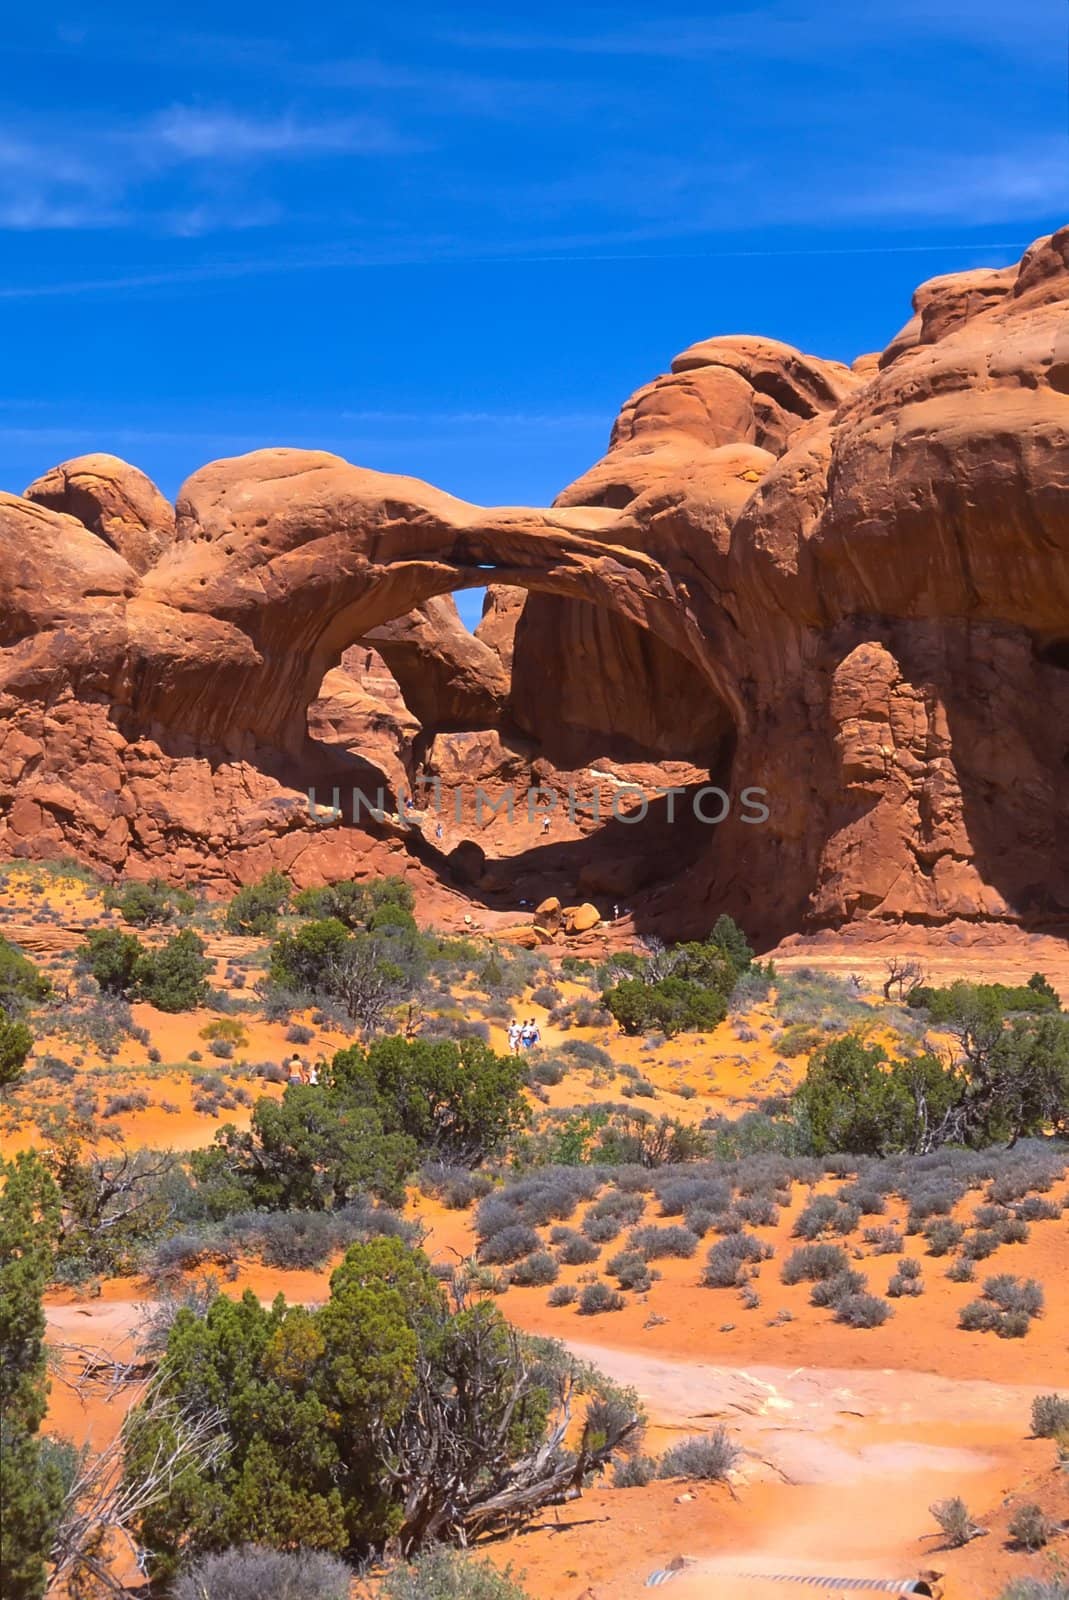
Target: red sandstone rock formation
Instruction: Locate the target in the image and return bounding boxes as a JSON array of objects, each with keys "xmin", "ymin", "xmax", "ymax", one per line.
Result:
[
  {"xmin": 24, "ymin": 452, "xmax": 175, "ymax": 575},
  {"xmin": 0, "ymin": 229, "xmax": 1066, "ymax": 942}
]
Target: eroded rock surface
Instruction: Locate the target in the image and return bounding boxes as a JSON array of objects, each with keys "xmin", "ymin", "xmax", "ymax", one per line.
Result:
[{"xmin": 1, "ymin": 229, "xmax": 1067, "ymax": 941}]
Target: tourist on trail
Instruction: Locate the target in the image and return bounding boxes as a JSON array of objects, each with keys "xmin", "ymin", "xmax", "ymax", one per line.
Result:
[
  {"xmin": 541, "ymin": 814, "xmax": 550, "ymax": 836},
  {"xmin": 507, "ymin": 1020, "xmax": 521, "ymax": 1054},
  {"xmin": 528, "ymin": 1018, "xmax": 542, "ymax": 1048},
  {"xmin": 520, "ymin": 1018, "xmax": 536, "ymax": 1050},
  {"xmin": 288, "ymin": 1053, "xmax": 304, "ymax": 1085},
  {"xmin": 308, "ymin": 1060, "xmax": 321, "ymax": 1087}
]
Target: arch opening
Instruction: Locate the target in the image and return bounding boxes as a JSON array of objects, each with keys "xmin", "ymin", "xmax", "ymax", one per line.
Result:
[{"xmin": 300, "ymin": 577, "xmax": 740, "ymax": 918}]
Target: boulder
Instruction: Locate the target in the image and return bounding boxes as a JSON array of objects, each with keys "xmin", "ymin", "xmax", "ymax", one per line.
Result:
[
  {"xmin": 563, "ymin": 903, "xmax": 601, "ymax": 934},
  {"xmin": 533, "ymin": 895, "xmax": 562, "ymax": 932}
]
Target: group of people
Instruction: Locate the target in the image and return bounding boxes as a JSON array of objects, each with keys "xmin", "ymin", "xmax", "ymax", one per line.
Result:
[
  {"xmin": 507, "ymin": 1018, "xmax": 542, "ymax": 1053},
  {"xmin": 287, "ymin": 1054, "xmax": 325, "ymax": 1087}
]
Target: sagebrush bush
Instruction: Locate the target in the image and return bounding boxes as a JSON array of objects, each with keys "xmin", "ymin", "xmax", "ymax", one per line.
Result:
[
  {"xmin": 510, "ymin": 1250, "xmax": 559, "ymax": 1287},
  {"xmin": 703, "ymin": 1232, "xmax": 771, "ymax": 1288},
  {"xmin": 832, "ymin": 1178, "xmax": 883, "ymax": 1214},
  {"xmin": 793, "ymin": 1194, "xmax": 860, "ymax": 1240},
  {"xmin": 864, "ymin": 1225, "xmax": 904, "ymax": 1255},
  {"xmin": 961, "ymin": 1228, "xmax": 1001, "ymax": 1261},
  {"xmin": 834, "ymin": 1292, "xmax": 892, "ymax": 1328},
  {"xmin": 1031, "ymin": 1393, "xmax": 1069, "ymax": 1438},
  {"xmin": 780, "ymin": 1243, "xmax": 850, "ymax": 1285},
  {"xmin": 1014, "ymin": 1195, "xmax": 1062, "ymax": 1222},
  {"xmin": 547, "ymin": 1283, "xmax": 577, "ymax": 1307},
  {"xmin": 381, "ymin": 1547, "xmax": 532, "ymax": 1600},
  {"xmin": 887, "ymin": 1264, "xmax": 924, "ymax": 1298},
  {"xmin": 658, "ymin": 1429, "xmax": 740, "ymax": 1481},
  {"xmin": 1008, "ymin": 1502, "xmax": 1056, "ymax": 1550},
  {"xmin": 478, "ymin": 1223, "xmax": 542, "ymax": 1266},
  {"xmin": 627, "ymin": 1224, "xmax": 699, "ymax": 1260},
  {"xmin": 606, "ymin": 1250, "xmax": 654, "ymax": 1291},
  {"xmin": 930, "ymin": 1496, "xmax": 980, "ymax": 1548},
  {"xmin": 101, "ymin": 1091, "xmax": 150, "ymax": 1118},
  {"xmin": 732, "ymin": 1193, "xmax": 779, "ymax": 1227},
  {"xmin": 578, "ymin": 1280, "xmax": 625, "ymax": 1315},
  {"xmin": 584, "ymin": 1187, "xmax": 645, "ymax": 1223},
  {"xmin": 923, "ymin": 1218, "xmax": 964, "ymax": 1256},
  {"xmin": 553, "ymin": 1230, "xmax": 601, "ymax": 1266},
  {"xmin": 985, "ymin": 1274, "xmax": 1044, "ymax": 1317},
  {"xmin": 655, "ymin": 1175, "xmax": 731, "ymax": 1218},
  {"xmin": 997, "ymin": 1581, "xmax": 1069, "ymax": 1600},
  {"xmin": 810, "ymin": 1268, "xmax": 866, "ymax": 1309},
  {"xmin": 172, "ymin": 1546, "xmax": 352, "ymax": 1600},
  {"xmin": 612, "ymin": 1453, "xmax": 657, "ymax": 1488},
  {"xmin": 959, "ymin": 1274, "xmax": 1043, "ymax": 1337},
  {"xmin": 420, "ymin": 1163, "xmax": 494, "ymax": 1211},
  {"xmin": 581, "ymin": 1212, "xmax": 622, "ymax": 1244}
]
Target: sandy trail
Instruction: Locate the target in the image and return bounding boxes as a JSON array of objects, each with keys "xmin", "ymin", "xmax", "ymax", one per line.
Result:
[{"xmin": 561, "ymin": 1342, "xmax": 1046, "ymax": 1596}]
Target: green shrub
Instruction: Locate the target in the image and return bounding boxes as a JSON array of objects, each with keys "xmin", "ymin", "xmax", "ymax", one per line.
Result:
[
  {"xmin": 104, "ymin": 879, "xmax": 194, "ymax": 927},
  {"xmin": 0, "ymin": 937, "xmax": 52, "ymax": 1011},
  {"xmin": 78, "ymin": 928, "xmax": 144, "ymax": 996},
  {"xmin": 224, "ymin": 871, "xmax": 290, "ymax": 935},
  {"xmin": 134, "ymin": 931, "xmax": 212, "ymax": 1012},
  {"xmin": 602, "ymin": 976, "xmax": 726, "ymax": 1038},
  {"xmin": 0, "ymin": 1151, "xmax": 62, "ymax": 1600},
  {"xmin": 0, "ymin": 1015, "xmax": 34, "ymax": 1089},
  {"xmin": 127, "ymin": 1238, "xmax": 635, "ymax": 1576}
]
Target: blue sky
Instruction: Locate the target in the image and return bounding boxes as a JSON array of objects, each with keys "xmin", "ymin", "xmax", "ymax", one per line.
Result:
[{"xmin": 1, "ymin": 2, "xmax": 1066, "ymax": 629}]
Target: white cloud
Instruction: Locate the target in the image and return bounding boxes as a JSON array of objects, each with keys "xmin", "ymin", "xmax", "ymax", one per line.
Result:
[
  {"xmin": 150, "ymin": 106, "xmax": 412, "ymax": 160},
  {"xmin": 0, "ymin": 101, "xmax": 418, "ymax": 234}
]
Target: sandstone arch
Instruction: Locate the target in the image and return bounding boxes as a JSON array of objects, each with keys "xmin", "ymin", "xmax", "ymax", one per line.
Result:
[
  {"xmin": 1, "ymin": 227, "xmax": 1067, "ymax": 941},
  {"xmin": 123, "ymin": 449, "xmax": 747, "ymax": 761}
]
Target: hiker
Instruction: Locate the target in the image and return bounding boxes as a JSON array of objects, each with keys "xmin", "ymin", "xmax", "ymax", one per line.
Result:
[
  {"xmin": 541, "ymin": 814, "xmax": 550, "ymax": 836},
  {"xmin": 507, "ymin": 1019, "xmax": 521, "ymax": 1054},
  {"xmin": 528, "ymin": 1018, "xmax": 542, "ymax": 1048},
  {"xmin": 308, "ymin": 1058, "xmax": 322, "ymax": 1087},
  {"xmin": 287, "ymin": 1053, "xmax": 304, "ymax": 1085},
  {"xmin": 435, "ymin": 821, "xmax": 443, "ymax": 842},
  {"xmin": 520, "ymin": 1018, "xmax": 537, "ymax": 1050},
  {"xmin": 613, "ymin": 902, "xmax": 620, "ymax": 920}
]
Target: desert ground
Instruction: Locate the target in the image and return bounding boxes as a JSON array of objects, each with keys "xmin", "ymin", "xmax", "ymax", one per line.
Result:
[{"xmin": 2, "ymin": 861, "xmax": 1066, "ymax": 1600}]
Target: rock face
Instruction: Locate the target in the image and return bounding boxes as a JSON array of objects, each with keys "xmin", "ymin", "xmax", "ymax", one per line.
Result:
[
  {"xmin": 366, "ymin": 595, "xmax": 509, "ymax": 731},
  {"xmin": 24, "ymin": 452, "xmax": 175, "ymax": 574},
  {"xmin": 1, "ymin": 229, "xmax": 1067, "ymax": 942}
]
